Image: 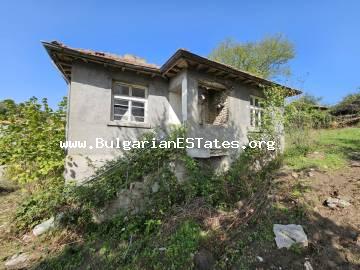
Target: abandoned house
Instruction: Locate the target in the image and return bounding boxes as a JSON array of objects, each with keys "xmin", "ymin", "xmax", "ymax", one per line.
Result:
[{"xmin": 43, "ymin": 41, "xmax": 300, "ymax": 183}]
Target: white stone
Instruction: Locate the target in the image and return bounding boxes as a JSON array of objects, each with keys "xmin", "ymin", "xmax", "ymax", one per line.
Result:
[
  {"xmin": 151, "ymin": 182, "xmax": 160, "ymax": 193},
  {"xmin": 32, "ymin": 217, "xmax": 55, "ymax": 236},
  {"xmin": 5, "ymin": 253, "xmax": 29, "ymax": 269},
  {"xmin": 273, "ymin": 224, "xmax": 308, "ymax": 249},
  {"xmin": 325, "ymin": 197, "xmax": 351, "ymax": 208},
  {"xmin": 256, "ymin": 256, "xmax": 264, "ymax": 262}
]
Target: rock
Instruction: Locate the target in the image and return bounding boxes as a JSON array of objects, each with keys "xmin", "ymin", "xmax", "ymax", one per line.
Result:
[
  {"xmin": 356, "ymin": 235, "xmax": 360, "ymax": 247},
  {"xmin": 350, "ymin": 161, "xmax": 360, "ymax": 167},
  {"xmin": 235, "ymin": 200, "xmax": 245, "ymax": 209},
  {"xmin": 194, "ymin": 249, "xmax": 215, "ymax": 270},
  {"xmin": 324, "ymin": 197, "xmax": 351, "ymax": 209},
  {"xmin": 307, "ymin": 171, "xmax": 315, "ymax": 178},
  {"xmin": 291, "ymin": 172, "xmax": 299, "ymax": 179},
  {"xmin": 4, "ymin": 253, "xmax": 29, "ymax": 269},
  {"xmin": 256, "ymin": 256, "xmax": 264, "ymax": 262},
  {"xmin": 273, "ymin": 224, "xmax": 308, "ymax": 249},
  {"xmin": 304, "ymin": 261, "xmax": 313, "ymax": 270},
  {"xmin": 151, "ymin": 182, "xmax": 160, "ymax": 193},
  {"xmin": 32, "ymin": 217, "xmax": 55, "ymax": 236}
]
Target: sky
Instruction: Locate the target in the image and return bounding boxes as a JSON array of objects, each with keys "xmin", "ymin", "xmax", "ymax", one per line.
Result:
[{"xmin": 0, "ymin": 0, "xmax": 359, "ymax": 108}]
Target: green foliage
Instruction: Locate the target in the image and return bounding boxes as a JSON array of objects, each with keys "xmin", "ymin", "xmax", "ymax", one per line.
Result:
[
  {"xmin": 331, "ymin": 89, "xmax": 360, "ymax": 116},
  {"xmin": 284, "ymin": 127, "xmax": 360, "ymax": 170},
  {"xmin": 209, "ymin": 34, "xmax": 295, "ymax": 79},
  {"xmin": 286, "ymin": 94, "xmax": 331, "ymax": 130},
  {"xmin": 0, "ymin": 97, "xmax": 66, "ymax": 185},
  {"xmin": 156, "ymin": 221, "xmax": 202, "ymax": 270},
  {"xmin": 13, "ymin": 178, "xmax": 65, "ymax": 232},
  {"xmin": 0, "ymin": 99, "xmax": 16, "ymax": 118}
]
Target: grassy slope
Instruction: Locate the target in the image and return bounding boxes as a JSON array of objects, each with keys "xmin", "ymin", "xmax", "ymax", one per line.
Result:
[{"xmin": 284, "ymin": 127, "xmax": 360, "ymax": 170}]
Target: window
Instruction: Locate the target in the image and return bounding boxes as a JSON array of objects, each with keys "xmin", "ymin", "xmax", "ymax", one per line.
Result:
[
  {"xmin": 112, "ymin": 82, "xmax": 147, "ymax": 122},
  {"xmin": 198, "ymin": 86, "xmax": 229, "ymax": 126},
  {"xmin": 250, "ymin": 96, "xmax": 264, "ymax": 128}
]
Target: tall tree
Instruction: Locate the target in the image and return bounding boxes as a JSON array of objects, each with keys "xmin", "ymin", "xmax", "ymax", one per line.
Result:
[{"xmin": 209, "ymin": 35, "xmax": 295, "ymax": 80}]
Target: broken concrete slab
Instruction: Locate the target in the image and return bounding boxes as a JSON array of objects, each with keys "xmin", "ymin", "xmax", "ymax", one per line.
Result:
[
  {"xmin": 32, "ymin": 217, "xmax": 55, "ymax": 236},
  {"xmin": 324, "ymin": 197, "xmax": 351, "ymax": 209},
  {"xmin": 4, "ymin": 253, "xmax": 30, "ymax": 269},
  {"xmin": 273, "ymin": 224, "xmax": 308, "ymax": 249}
]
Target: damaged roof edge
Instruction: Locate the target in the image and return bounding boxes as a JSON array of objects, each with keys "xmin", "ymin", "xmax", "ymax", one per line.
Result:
[
  {"xmin": 42, "ymin": 41, "xmax": 302, "ymax": 96},
  {"xmin": 41, "ymin": 41, "xmax": 162, "ymax": 83},
  {"xmin": 162, "ymin": 49, "xmax": 301, "ymax": 96}
]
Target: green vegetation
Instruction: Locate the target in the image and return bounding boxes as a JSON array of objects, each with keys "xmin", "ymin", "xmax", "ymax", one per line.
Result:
[
  {"xmin": 284, "ymin": 127, "xmax": 360, "ymax": 170},
  {"xmin": 2, "ymin": 87, "xmax": 359, "ymax": 269},
  {"xmin": 209, "ymin": 34, "xmax": 295, "ymax": 79},
  {"xmin": 331, "ymin": 89, "xmax": 360, "ymax": 116},
  {"xmin": 0, "ymin": 97, "xmax": 66, "ymax": 186}
]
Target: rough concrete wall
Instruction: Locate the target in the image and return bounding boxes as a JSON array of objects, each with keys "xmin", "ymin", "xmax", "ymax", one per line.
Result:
[
  {"xmin": 65, "ymin": 61, "xmax": 170, "ymax": 182},
  {"xmin": 65, "ymin": 62, "xmax": 283, "ymax": 182},
  {"xmin": 185, "ymin": 69, "xmax": 259, "ymax": 162}
]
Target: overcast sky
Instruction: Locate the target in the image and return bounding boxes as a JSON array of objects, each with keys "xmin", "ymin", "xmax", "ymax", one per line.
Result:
[{"xmin": 0, "ymin": 0, "xmax": 359, "ymax": 107}]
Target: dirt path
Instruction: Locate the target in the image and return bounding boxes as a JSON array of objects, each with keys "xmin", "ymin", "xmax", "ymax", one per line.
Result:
[
  {"xmin": 267, "ymin": 163, "xmax": 360, "ymax": 269},
  {"xmin": 303, "ymin": 165, "xmax": 360, "ymax": 269}
]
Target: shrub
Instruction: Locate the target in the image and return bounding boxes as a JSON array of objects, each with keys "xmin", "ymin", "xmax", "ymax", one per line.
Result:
[{"xmin": 0, "ymin": 97, "xmax": 66, "ymax": 187}]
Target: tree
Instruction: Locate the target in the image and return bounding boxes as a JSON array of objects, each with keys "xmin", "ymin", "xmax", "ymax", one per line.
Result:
[
  {"xmin": 331, "ymin": 89, "xmax": 360, "ymax": 116},
  {"xmin": 209, "ymin": 35, "xmax": 295, "ymax": 80},
  {"xmin": 0, "ymin": 99, "xmax": 16, "ymax": 119}
]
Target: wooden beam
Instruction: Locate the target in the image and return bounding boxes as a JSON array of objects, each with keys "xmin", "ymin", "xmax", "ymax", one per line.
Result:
[
  {"xmin": 206, "ymin": 67, "xmax": 217, "ymax": 73},
  {"xmin": 215, "ymin": 70, "xmax": 225, "ymax": 76},
  {"xmin": 196, "ymin": 64, "xmax": 206, "ymax": 71},
  {"xmin": 177, "ymin": 59, "xmax": 188, "ymax": 68}
]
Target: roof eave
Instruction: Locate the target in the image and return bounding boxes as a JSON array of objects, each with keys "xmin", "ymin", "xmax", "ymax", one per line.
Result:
[
  {"xmin": 161, "ymin": 49, "xmax": 301, "ymax": 97},
  {"xmin": 42, "ymin": 41, "xmax": 162, "ymax": 83}
]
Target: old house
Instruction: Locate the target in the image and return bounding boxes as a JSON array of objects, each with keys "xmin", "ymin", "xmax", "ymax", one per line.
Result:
[{"xmin": 43, "ymin": 41, "xmax": 300, "ymax": 183}]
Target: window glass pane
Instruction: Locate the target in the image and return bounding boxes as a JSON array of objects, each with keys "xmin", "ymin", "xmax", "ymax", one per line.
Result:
[
  {"xmin": 113, "ymin": 84, "xmax": 130, "ymax": 96},
  {"xmin": 114, "ymin": 107, "xmax": 129, "ymax": 116},
  {"xmin": 132, "ymin": 101, "xmax": 145, "ymax": 108},
  {"xmin": 114, "ymin": 99, "xmax": 129, "ymax": 106},
  {"xmin": 132, "ymin": 107, "xmax": 144, "ymax": 117},
  {"xmin": 114, "ymin": 114, "xmax": 129, "ymax": 121},
  {"xmin": 132, "ymin": 87, "xmax": 146, "ymax": 98}
]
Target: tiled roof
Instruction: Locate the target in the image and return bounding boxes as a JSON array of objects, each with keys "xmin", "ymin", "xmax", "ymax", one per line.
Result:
[
  {"xmin": 43, "ymin": 41, "xmax": 301, "ymax": 96},
  {"xmin": 49, "ymin": 41, "xmax": 160, "ymax": 69}
]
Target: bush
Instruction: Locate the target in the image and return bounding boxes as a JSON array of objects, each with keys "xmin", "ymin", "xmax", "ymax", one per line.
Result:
[{"xmin": 0, "ymin": 97, "xmax": 66, "ymax": 187}]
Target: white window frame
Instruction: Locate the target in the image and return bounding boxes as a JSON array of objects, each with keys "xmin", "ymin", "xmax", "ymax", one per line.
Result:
[
  {"xmin": 249, "ymin": 95, "xmax": 264, "ymax": 129},
  {"xmin": 112, "ymin": 82, "xmax": 148, "ymax": 123}
]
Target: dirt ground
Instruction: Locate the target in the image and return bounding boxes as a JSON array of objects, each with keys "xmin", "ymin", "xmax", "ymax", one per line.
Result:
[{"xmin": 253, "ymin": 162, "xmax": 360, "ymax": 270}]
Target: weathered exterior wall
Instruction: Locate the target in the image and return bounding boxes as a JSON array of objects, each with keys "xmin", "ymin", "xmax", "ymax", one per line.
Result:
[
  {"xmin": 65, "ymin": 62, "xmax": 275, "ymax": 182},
  {"xmin": 65, "ymin": 61, "xmax": 169, "ymax": 182},
  {"xmin": 184, "ymin": 69, "xmax": 265, "ymax": 166}
]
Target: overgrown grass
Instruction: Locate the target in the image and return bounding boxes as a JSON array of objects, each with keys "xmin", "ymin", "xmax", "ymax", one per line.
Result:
[{"xmin": 284, "ymin": 127, "xmax": 360, "ymax": 171}]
